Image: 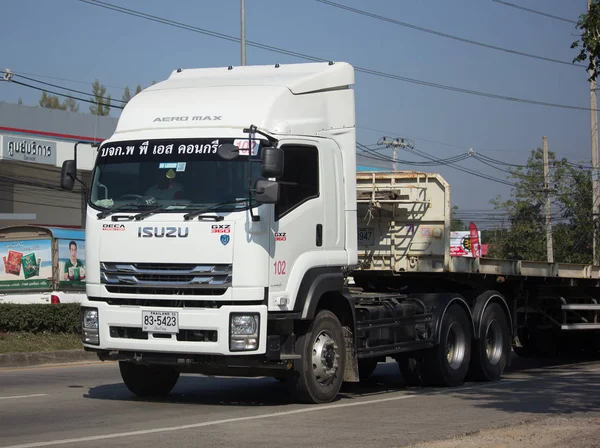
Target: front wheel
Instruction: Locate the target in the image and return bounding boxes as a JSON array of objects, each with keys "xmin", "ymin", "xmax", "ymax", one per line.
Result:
[
  {"xmin": 119, "ymin": 361, "xmax": 180, "ymax": 397},
  {"xmin": 289, "ymin": 310, "xmax": 346, "ymax": 404}
]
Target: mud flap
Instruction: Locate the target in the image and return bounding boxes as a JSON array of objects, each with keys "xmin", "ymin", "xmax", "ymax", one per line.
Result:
[{"xmin": 343, "ymin": 325, "xmax": 360, "ymax": 382}]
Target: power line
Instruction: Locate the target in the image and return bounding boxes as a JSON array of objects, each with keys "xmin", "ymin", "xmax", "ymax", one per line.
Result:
[
  {"xmin": 491, "ymin": 0, "xmax": 578, "ymax": 25},
  {"xmin": 472, "ymin": 154, "xmax": 525, "ymax": 176},
  {"xmin": 356, "ymin": 142, "xmax": 518, "ymax": 187},
  {"xmin": 316, "ymin": 0, "xmax": 582, "ymax": 68},
  {"xmin": 356, "ymin": 142, "xmax": 471, "ymax": 166},
  {"xmin": 77, "ymin": 0, "xmax": 598, "ymax": 113},
  {"xmin": 473, "ymin": 152, "xmax": 527, "ymax": 168},
  {"xmin": 8, "ymin": 79, "xmax": 122, "ymax": 110},
  {"xmin": 1, "ymin": 69, "xmax": 127, "ymax": 91},
  {"xmin": 358, "ymin": 126, "xmax": 584, "ymax": 158},
  {"xmin": 11, "ymin": 72, "xmax": 127, "ymax": 105},
  {"xmin": 399, "ymin": 144, "xmax": 519, "ymax": 187}
]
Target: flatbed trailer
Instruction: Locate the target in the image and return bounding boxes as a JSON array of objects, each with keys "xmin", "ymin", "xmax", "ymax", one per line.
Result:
[{"xmin": 348, "ymin": 171, "xmax": 600, "ymax": 384}]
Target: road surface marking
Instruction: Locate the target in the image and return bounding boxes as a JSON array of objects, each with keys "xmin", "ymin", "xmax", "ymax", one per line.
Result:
[
  {"xmin": 0, "ymin": 362, "xmax": 113, "ymax": 373},
  {"xmin": 0, "ymin": 394, "xmax": 47, "ymax": 401},
  {"xmin": 2, "ymin": 366, "xmax": 600, "ymax": 448}
]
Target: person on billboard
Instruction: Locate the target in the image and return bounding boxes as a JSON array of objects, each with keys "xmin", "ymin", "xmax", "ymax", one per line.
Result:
[{"xmin": 63, "ymin": 241, "xmax": 85, "ymax": 281}]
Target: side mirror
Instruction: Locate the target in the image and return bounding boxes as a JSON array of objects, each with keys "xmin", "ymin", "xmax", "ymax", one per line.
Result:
[
  {"xmin": 60, "ymin": 160, "xmax": 76, "ymax": 191},
  {"xmin": 261, "ymin": 147, "xmax": 284, "ymax": 178},
  {"xmin": 217, "ymin": 143, "xmax": 240, "ymax": 160},
  {"xmin": 254, "ymin": 179, "xmax": 280, "ymax": 204}
]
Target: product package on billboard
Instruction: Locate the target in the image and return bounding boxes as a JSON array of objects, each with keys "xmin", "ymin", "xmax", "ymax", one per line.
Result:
[
  {"xmin": 68, "ymin": 265, "xmax": 85, "ymax": 281},
  {"xmin": 4, "ymin": 250, "xmax": 23, "ymax": 275},
  {"xmin": 21, "ymin": 253, "xmax": 39, "ymax": 279}
]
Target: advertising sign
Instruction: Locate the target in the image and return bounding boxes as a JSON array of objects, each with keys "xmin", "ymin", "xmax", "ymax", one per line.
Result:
[
  {"xmin": 58, "ymin": 239, "xmax": 86, "ymax": 289},
  {"xmin": 450, "ymin": 230, "xmax": 482, "ymax": 258},
  {"xmin": 0, "ymin": 239, "xmax": 52, "ymax": 290},
  {"xmin": 469, "ymin": 222, "xmax": 482, "ymax": 259}
]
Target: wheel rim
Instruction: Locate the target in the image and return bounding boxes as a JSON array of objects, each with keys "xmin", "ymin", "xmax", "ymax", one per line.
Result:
[
  {"xmin": 485, "ymin": 319, "xmax": 504, "ymax": 365},
  {"xmin": 446, "ymin": 322, "xmax": 466, "ymax": 370},
  {"xmin": 312, "ymin": 330, "xmax": 340, "ymax": 386}
]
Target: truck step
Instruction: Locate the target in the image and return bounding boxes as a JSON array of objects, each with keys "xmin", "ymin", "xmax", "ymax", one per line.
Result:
[
  {"xmin": 561, "ymin": 304, "xmax": 600, "ymax": 311},
  {"xmin": 560, "ymin": 323, "xmax": 600, "ymax": 330}
]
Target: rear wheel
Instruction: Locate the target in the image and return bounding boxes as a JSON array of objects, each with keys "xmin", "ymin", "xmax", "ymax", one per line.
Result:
[
  {"xmin": 422, "ymin": 304, "xmax": 472, "ymax": 387},
  {"xmin": 469, "ymin": 303, "xmax": 511, "ymax": 381},
  {"xmin": 289, "ymin": 309, "xmax": 346, "ymax": 404},
  {"xmin": 119, "ymin": 361, "xmax": 180, "ymax": 397}
]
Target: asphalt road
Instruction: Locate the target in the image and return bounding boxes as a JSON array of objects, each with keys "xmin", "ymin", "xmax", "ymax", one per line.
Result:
[{"xmin": 1, "ymin": 355, "xmax": 599, "ymax": 448}]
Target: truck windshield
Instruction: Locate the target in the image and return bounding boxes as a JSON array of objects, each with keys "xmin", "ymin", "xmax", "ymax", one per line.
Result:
[{"xmin": 89, "ymin": 137, "xmax": 262, "ymax": 212}]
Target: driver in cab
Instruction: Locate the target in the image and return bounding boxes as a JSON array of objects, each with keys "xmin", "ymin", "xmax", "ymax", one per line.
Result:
[{"xmin": 145, "ymin": 169, "xmax": 184, "ymax": 200}]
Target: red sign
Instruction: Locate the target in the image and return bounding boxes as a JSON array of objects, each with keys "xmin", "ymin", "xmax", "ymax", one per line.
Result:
[{"xmin": 469, "ymin": 222, "xmax": 481, "ymax": 259}]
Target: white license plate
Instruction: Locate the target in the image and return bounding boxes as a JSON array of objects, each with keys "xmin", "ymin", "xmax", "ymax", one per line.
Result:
[{"xmin": 142, "ymin": 310, "xmax": 179, "ymax": 334}]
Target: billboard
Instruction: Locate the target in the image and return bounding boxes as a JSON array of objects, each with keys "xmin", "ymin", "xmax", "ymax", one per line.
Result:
[
  {"xmin": 0, "ymin": 239, "xmax": 52, "ymax": 290},
  {"xmin": 58, "ymin": 239, "xmax": 86, "ymax": 289},
  {"xmin": 450, "ymin": 231, "xmax": 482, "ymax": 258}
]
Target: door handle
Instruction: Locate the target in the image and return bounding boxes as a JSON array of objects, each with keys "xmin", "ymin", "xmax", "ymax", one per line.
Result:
[{"xmin": 316, "ymin": 224, "xmax": 323, "ymax": 247}]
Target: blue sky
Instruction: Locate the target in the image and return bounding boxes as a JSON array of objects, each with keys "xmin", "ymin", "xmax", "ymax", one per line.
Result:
[{"xmin": 0, "ymin": 0, "xmax": 591, "ymax": 222}]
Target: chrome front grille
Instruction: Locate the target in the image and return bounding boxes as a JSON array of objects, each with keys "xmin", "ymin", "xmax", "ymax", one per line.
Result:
[{"xmin": 100, "ymin": 262, "xmax": 232, "ymax": 295}]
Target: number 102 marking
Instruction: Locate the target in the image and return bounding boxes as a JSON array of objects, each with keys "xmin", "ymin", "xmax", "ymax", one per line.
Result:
[{"xmin": 274, "ymin": 260, "xmax": 287, "ymax": 275}]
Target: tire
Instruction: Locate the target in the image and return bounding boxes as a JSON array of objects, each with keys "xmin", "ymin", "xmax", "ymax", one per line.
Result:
[
  {"xmin": 358, "ymin": 358, "xmax": 379, "ymax": 381},
  {"xmin": 469, "ymin": 303, "xmax": 511, "ymax": 382},
  {"xmin": 422, "ymin": 304, "xmax": 472, "ymax": 387},
  {"xmin": 289, "ymin": 309, "xmax": 346, "ymax": 404},
  {"xmin": 396, "ymin": 355, "xmax": 423, "ymax": 387},
  {"xmin": 119, "ymin": 361, "xmax": 180, "ymax": 397}
]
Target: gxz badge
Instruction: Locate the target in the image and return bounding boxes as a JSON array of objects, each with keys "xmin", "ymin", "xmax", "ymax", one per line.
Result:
[{"xmin": 211, "ymin": 224, "xmax": 231, "ymax": 234}]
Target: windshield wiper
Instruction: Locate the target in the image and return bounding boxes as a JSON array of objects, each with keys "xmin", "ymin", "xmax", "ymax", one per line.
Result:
[
  {"xmin": 182, "ymin": 199, "xmax": 250, "ymax": 221},
  {"xmin": 96, "ymin": 203, "xmax": 156, "ymax": 220},
  {"xmin": 133, "ymin": 205, "xmax": 172, "ymax": 221}
]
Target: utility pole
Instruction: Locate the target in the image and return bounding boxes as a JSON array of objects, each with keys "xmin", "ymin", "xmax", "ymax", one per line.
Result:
[
  {"xmin": 543, "ymin": 136, "xmax": 553, "ymax": 263},
  {"xmin": 590, "ymin": 0, "xmax": 599, "ymax": 264},
  {"xmin": 241, "ymin": 0, "xmax": 246, "ymax": 66},
  {"xmin": 378, "ymin": 136, "xmax": 415, "ymax": 172}
]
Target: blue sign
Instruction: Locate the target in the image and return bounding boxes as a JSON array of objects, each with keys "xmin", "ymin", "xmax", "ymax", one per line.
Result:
[{"xmin": 220, "ymin": 235, "xmax": 230, "ymax": 246}]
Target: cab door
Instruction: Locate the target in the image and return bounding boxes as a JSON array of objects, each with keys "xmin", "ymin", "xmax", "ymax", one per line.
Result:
[{"xmin": 268, "ymin": 141, "xmax": 325, "ymax": 306}]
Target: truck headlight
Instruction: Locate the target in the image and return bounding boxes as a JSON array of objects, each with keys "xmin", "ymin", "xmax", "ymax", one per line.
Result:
[
  {"xmin": 230, "ymin": 313, "xmax": 259, "ymax": 351},
  {"xmin": 81, "ymin": 307, "xmax": 99, "ymax": 345}
]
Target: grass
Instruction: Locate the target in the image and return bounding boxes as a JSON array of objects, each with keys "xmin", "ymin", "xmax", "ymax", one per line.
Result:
[{"xmin": 0, "ymin": 332, "xmax": 82, "ymax": 354}]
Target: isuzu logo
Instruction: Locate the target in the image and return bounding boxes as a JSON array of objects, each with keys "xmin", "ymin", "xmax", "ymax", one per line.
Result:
[{"xmin": 138, "ymin": 226, "xmax": 189, "ymax": 238}]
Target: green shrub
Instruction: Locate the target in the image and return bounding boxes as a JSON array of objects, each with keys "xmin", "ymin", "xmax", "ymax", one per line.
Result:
[{"xmin": 0, "ymin": 303, "xmax": 81, "ymax": 334}]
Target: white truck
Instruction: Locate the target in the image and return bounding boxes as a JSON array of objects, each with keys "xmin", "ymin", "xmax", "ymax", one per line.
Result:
[{"xmin": 59, "ymin": 62, "xmax": 600, "ymax": 404}]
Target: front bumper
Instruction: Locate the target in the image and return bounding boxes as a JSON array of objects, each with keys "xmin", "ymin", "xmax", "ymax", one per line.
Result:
[{"xmin": 82, "ymin": 300, "xmax": 268, "ymax": 355}]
